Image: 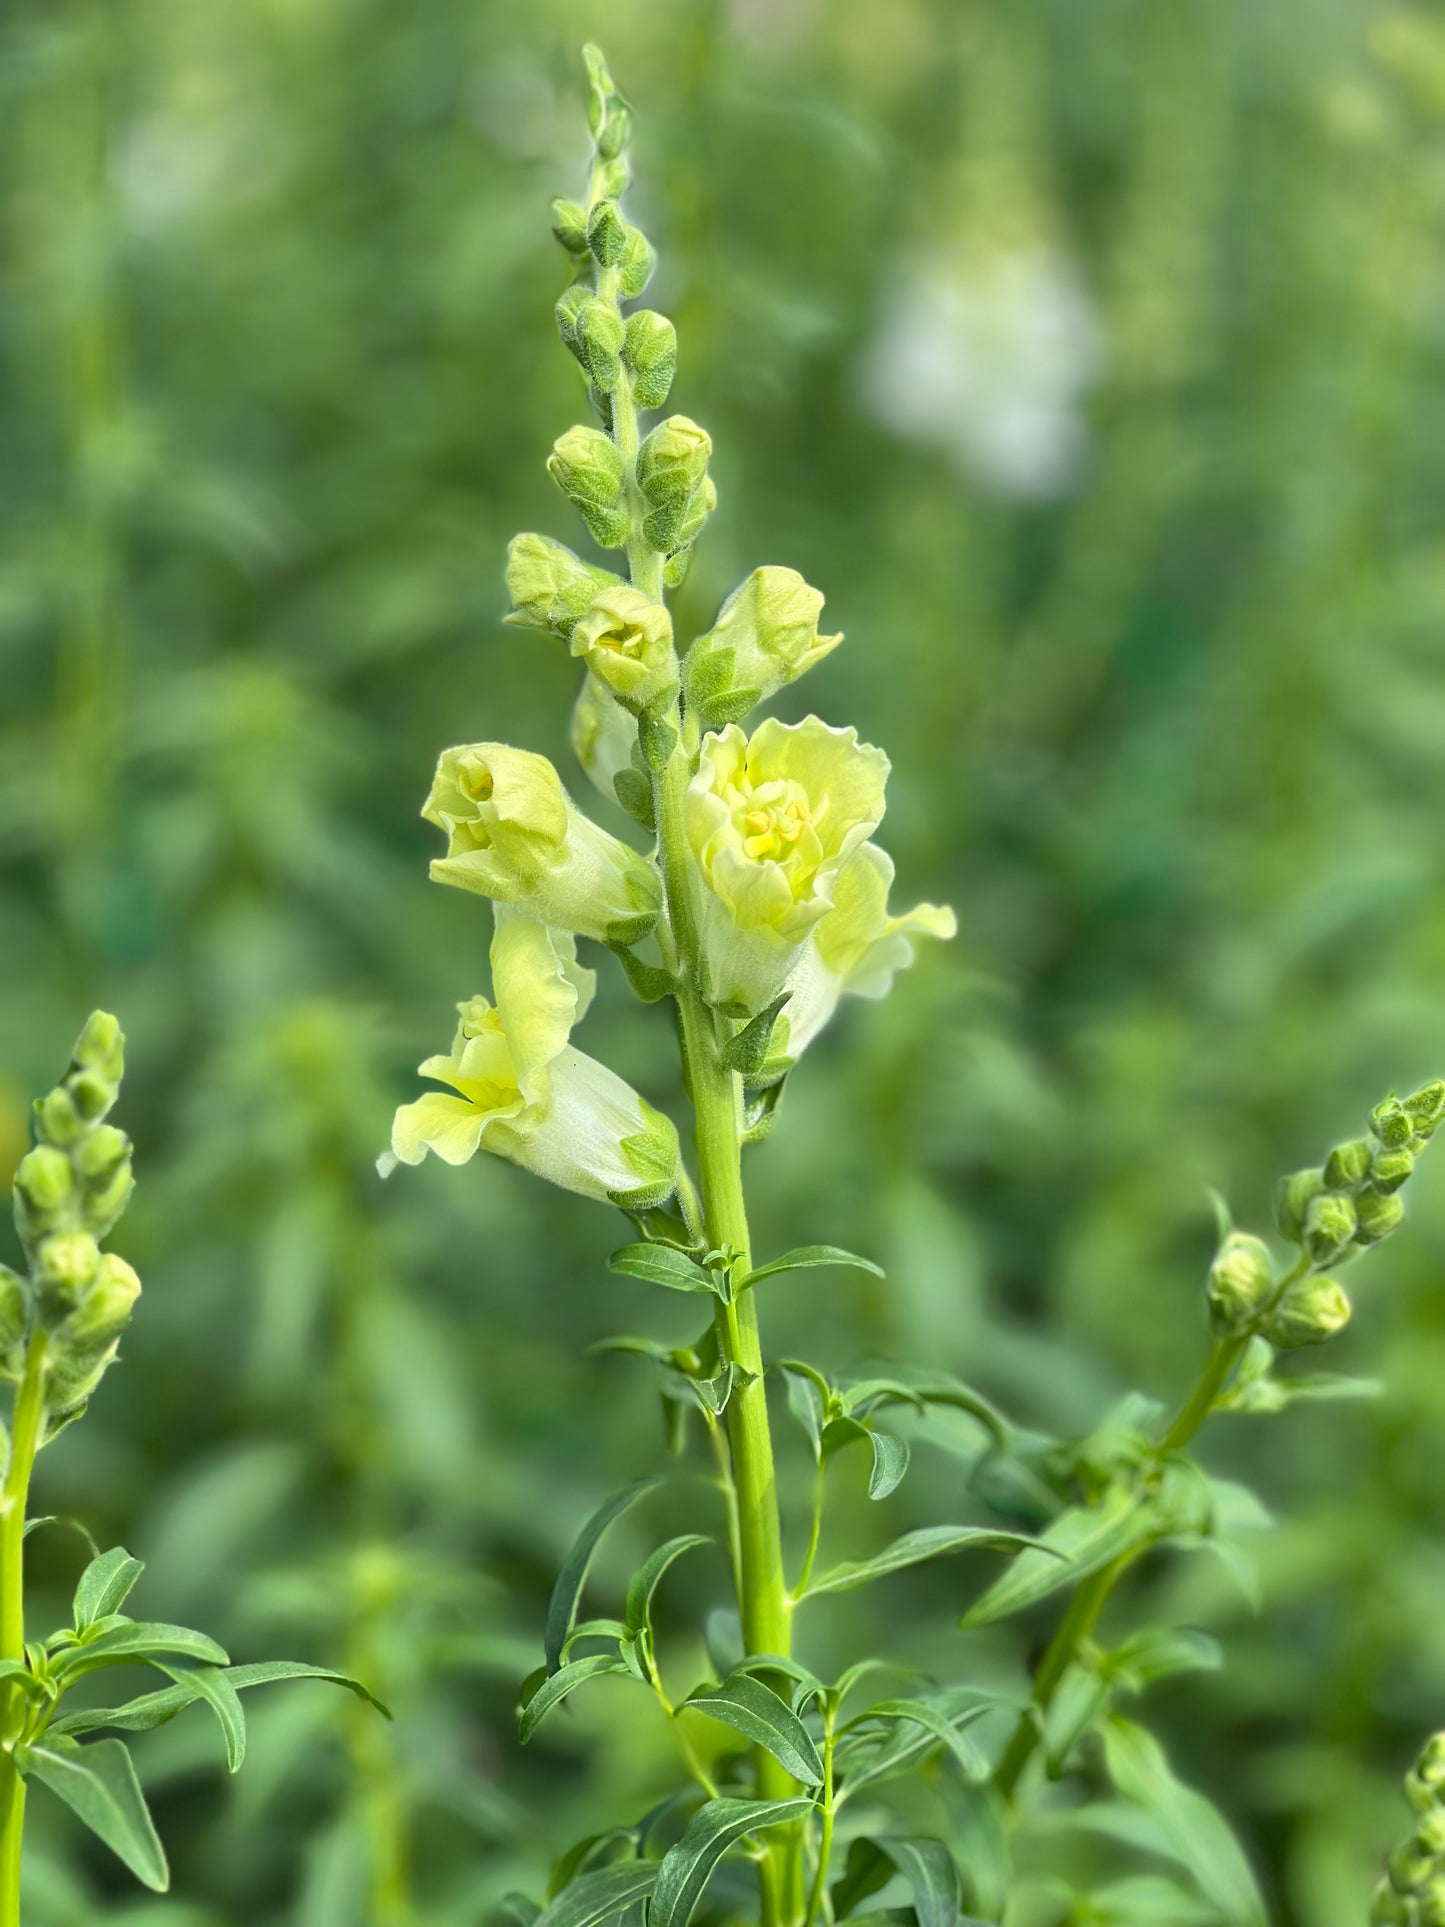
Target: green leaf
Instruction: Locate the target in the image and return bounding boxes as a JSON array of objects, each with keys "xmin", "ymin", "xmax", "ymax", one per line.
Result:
[
  {"xmin": 801, "ymin": 1526, "xmax": 1043, "ymax": 1601},
  {"xmin": 878, "ymin": 1839, "xmax": 961, "ymax": 1927},
  {"xmin": 832, "ymin": 1838, "xmax": 895, "ymax": 1921},
  {"xmin": 535, "ymin": 1862, "xmax": 659, "ymax": 1927},
  {"xmin": 625, "ymin": 1536, "xmax": 712, "ymax": 1634},
  {"xmin": 867, "ymin": 1432, "xmax": 910, "ymax": 1501},
  {"xmin": 606, "ymin": 1245, "xmax": 721, "ymax": 1297},
  {"xmin": 834, "ymin": 1693, "xmax": 1004, "ymax": 1796},
  {"xmin": 52, "ymin": 1620, "xmax": 229, "ymax": 1680},
  {"xmin": 226, "ymin": 1659, "xmax": 390, "ymax": 1715},
  {"xmin": 1042, "ymin": 1668, "xmax": 1113, "ymax": 1777},
  {"xmin": 840, "ymin": 1699, "xmax": 988, "ymax": 1782},
  {"xmin": 149, "ymin": 1659, "xmax": 246, "ymax": 1772},
  {"xmin": 961, "ymin": 1487, "xmax": 1154, "ymax": 1629},
  {"xmin": 17, "ymin": 1736, "xmax": 168, "ymax": 1891},
  {"xmin": 781, "ymin": 1367, "xmax": 827, "ymax": 1462},
  {"xmin": 684, "ymin": 1671, "xmax": 825, "ymax": 1783},
  {"xmin": 73, "ymin": 1547, "xmax": 145, "ymax": 1631},
  {"xmin": 610, "ymin": 943, "xmax": 671, "ymax": 1001},
  {"xmin": 1100, "ymin": 1718, "xmax": 1266, "ymax": 1926},
  {"xmin": 742, "ymin": 1246, "xmax": 883, "ymax": 1290},
  {"xmin": 1108, "ymin": 1628, "xmax": 1223, "ymax": 1690},
  {"xmin": 732, "ymin": 1653, "xmax": 829, "ymax": 1714},
  {"xmin": 520, "ymin": 1655, "xmax": 631, "ymax": 1743},
  {"xmin": 498, "ymin": 1896, "xmax": 543, "ymax": 1927},
  {"xmin": 51, "ymin": 1659, "xmax": 389, "ymax": 1741},
  {"xmin": 720, "ymin": 994, "xmax": 791, "ymax": 1077},
  {"xmin": 25, "ymin": 1516, "xmax": 100, "ymax": 1557},
  {"xmin": 546, "ymin": 1478, "xmax": 662, "ymax": 1673},
  {"xmin": 649, "ymin": 1797, "xmax": 815, "ymax": 1927}
]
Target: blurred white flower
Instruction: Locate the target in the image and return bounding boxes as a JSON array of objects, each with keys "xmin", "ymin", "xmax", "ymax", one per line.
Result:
[{"xmin": 860, "ymin": 247, "xmax": 1104, "ymax": 500}]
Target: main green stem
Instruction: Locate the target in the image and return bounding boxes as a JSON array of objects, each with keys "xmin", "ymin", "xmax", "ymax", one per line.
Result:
[
  {"xmin": 992, "ymin": 1330, "xmax": 1250, "ymax": 1805},
  {"xmin": 0, "ymin": 1336, "xmax": 48, "ymax": 1925}
]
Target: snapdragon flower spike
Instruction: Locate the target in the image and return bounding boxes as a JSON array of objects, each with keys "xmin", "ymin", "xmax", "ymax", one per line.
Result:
[
  {"xmin": 390, "ymin": 908, "xmax": 679, "ymax": 1209},
  {"xmin": 685, "ymin": 716, "xmax": 890, "ymax": 1014},
  {"xmin": 423, "ymin": 742, "xmax": 661, "ymax": 946}
]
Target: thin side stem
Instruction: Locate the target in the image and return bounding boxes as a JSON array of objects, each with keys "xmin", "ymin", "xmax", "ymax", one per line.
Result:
[
  {"xmin": 0, "ymin": 1335, "xmax": 48, "ymax": 1927},
  {"xmin": 801, "ymin": 1724, "xmax": 836, "ymax": 1927}
]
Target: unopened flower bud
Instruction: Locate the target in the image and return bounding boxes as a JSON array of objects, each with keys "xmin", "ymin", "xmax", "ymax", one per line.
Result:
[
  {"xmin": 1417, "ymin": 1811, "xmax": 1445, "ymax": 1856},
  {"xmin": 1207, "ymin": 1232, "xmax": 1274, "ymax": 1336},
  {"xmin": 571, "ymin": 676, "xmax": 638, "ymax": 806},
  {"xmin": 1356, "ymin": 1187, "xmax": 1406, "ymax": 1245},
  {"xmin": 1277, "ymin": 1168, "xmax": 1324, "ymax": 1242},
  {"xmin": 35, "ymin": 1086, "xmax": 81, "ymax": 1149},
  {"xmin": 506, "ymin": 534, "xmax": 622, "ymax": 641},
  {"xmin": 582, "ymin": 43, "xmax": 618, "ymax": 137},
  {"xmin": 1372, "ymin": 1146, "xmax": 1417, "ymax": 1194},
  {"xmin": 587, "ymin": 198, "xmax": 629, "ymax": 267},
  {"xmin": 1325, "ymin": 1137, "xmax": 1373, "ymax": 1190},
  {"xmin": 622, "ymin": 311, "xmax": 676, "ymax": 409},
  {"xmin": 685, "ymin": 567, "xmax": 843, "ymax": 727},
  {"xmin": 1371, "ymin": 1877, "xmax": 1412, "ymax": 1924},
  {"xmin": 80, "ymin": 1159, "xmax": 134, "ymax": 1240},
  {"xmin": 34, "ymin": 1233, "xmax": 101, "ymax": 1305},
  {"xmin": 551, "ymin": 197, "xmax": 590, "ymax": 257},
  {"xmin": 1405, "ymin": 1079, "xmax": 1445, "ymax": 1140},
  {"xmin": 0, "ymin": 1268, "xmax": 29, "ymax": 1353},
  {"xmin": 597, "ymin": 103, "xmax": 632, "ymax": 161},
  {"xmin": 14, "ymin": 1146, "xmax": 73, "ymax": 1224},
  {"xmin": 636, "ymin": 416, "xmax": 711, "ymax": 551},
  {"xmin": 1264, "ymin": 1273, "xmax": 1351, "ymax": 1349},
  {"xmin": 1373, "ymin": 1096, "xmax": 1416, "ymax": 1149},
  {"xmin": 73, "ymin": 1124, "xmax": 127, "ymax": 1181},
  {"xmin": 1303, "ymin": 1190, "xmax": 1357, "ymax": 1266},
  {"xmin": 1410, "ymin": 1737, "xmax": 1445, "ymax": 1811},
  {"xmin": 555, "ymin": 292, "xmax": 625, "ymax": 393},
  {"xmin": 548, "ymin": 427, "xmax": 629, "ymax": 548},
  {"xmin": 1419, "ymin": 1879, "xmax": 1445, "ymax": 1927},
  {"xmin": 1391, "ymin": 1840, "xmax": 1439, "ymax": 1895},
  {"xmin": 595, "ymin": 156, "xmax": 630, "ymax": 201},
  {"xmin": 63, "ymin": 1253, "xmax": 141, "ymax": 1351},
  {"xmin": 73, "ymin": 1011, "xmax": 124, "ymax": 1083},
  {"xmin": 570, "ymin": 585, "xmax": 677, "ymax": 713},
  {"xmin": 618, "ymin": 226, "xmax": 655, "ymax": 299}
]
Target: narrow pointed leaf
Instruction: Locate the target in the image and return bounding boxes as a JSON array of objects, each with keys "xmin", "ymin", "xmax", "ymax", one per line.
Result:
[
  {"xmin": 879, "ymin": 1839, "xmax": 960, "ymax": 1927},
  {"xmin": 53, "ymin": 1621, "xmax": 229, "ymax": 1679},
  {"xmin": 649, "ymin": 1797, "xmax": 815, "ymax": 1927},
  {"xmin": 607, "ymin": 1246, "xmax": 721, "ymax": 1296},
  {"xmin": 149, "ymin": 1659, "xmax": 246, "ymax": 1772},
  {"xmin": 841, "ymin": 1699, "xmax": 988, "ymax": 1781},
  {"xmin": 961, "ymin": 1488, "xmax": 1155, "ymax": 1629},
  {"xmin": 801, "ymin": 1527, "xmax": 1044, "ymax": 1600},
  {"xmin": 720, "ymin": 993, "xmax": 791, "ymax": 1076},
  {"xmin": 74, "ymin": 1548, "xmax": 146, "ymax": 1631},
  {"xmin": 743, "ymin": 1246, "xmax": 883, "ymax": 1290},
  {"xmin": 625, "ymin": 1536, "xmax": 712, "ymax": 1633},
  {"xmin": 781, "ymin": 1368, "xmax": 826, "ymax": 1462},
  {"xmin": 867, "ymin": 1432, "xmax": 910, "ymax": 1501},
  {"xmin": 684, "ymin": 1671, "xmax": 825, "ymax": 1783},
  {"xmin": 535, "ymin": 1862, "xmax": 659, "ymax": 1927},
  {"xmin": 520, "ymin": 1655, "xmax": 630, "ymax": 1742},
  {"xmin": 546, "ymin": 1478, "xmax": 662, "ymax": 1673},
  {"xmin": 17, "ymin": 1736, "xmax": 168, "ymax": 1891},
  {"xmin": 835, "ymin": 1695, "xmax": 1005, "ymax": 1796},
  {"xmin": 52, "ymin": 1658, "xmax": 389, "ymax": 1740}
]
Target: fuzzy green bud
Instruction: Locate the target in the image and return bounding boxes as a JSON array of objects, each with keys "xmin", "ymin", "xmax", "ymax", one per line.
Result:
[
  {"xmin": 1372, "ymin": 1146, "xmax": 1417, "ymax": 1194},
  {"xmin": 73, "ymin": 1010, "xmax": 124, "ymax": 1083},
  {"xmin": 1409, "ymin": 1737, "xmax": 1445, "ymax": 1812},
  {"xmin": 80, "ymin": 1160, "xmax": 134, "ymax": 1240},
  {"xmin": 1405, "ymin": 1080, "xmax": 1445, "ymax": 1140},
  {"xmin": 62, "ymin": 1253, "xmax": 141, "ymax": 1352},
  {"xmin": 1264, "ymin": 1273, "xmax": 1352, "ymax": 1349},
  {"xmin": 1303, "ymin": 1189, "xmax": 1357, "ymax": 1266},
  {"xmin": 551, "ymin": 197, "xmax": 590, "ymax": 257},
  {"xmin": 34, "ymin": 1232, "xmax": 101, "ymax": 1306},
  {"xmin": 1356, "ymin": 1187, "xmax": 1407, "ymax": 1245},
  {"xmin": 586, "ymin": 198, "xmax": 629, "ymax": 267},
  {"xmin": 548, "ymin": 427, "xmax": 629, "ymax": 548},
  {"xmin": 636, "ymin": 415, "xmax": 711, "ymax": 551},
  {"xmin": 73, "ymin": 1124, "xmax": 127, "ymax": 1181},
  {"xmin": 506, "ymin": 534, "xmax": 622, "ymax": 641},
  {"xmin": 622, "ymin": 310, "xmax": 676, "ymax": 409},
  {"xmin": 13, "ymin": 1145, "xmax": 74, "ymax": 1229},
  {"xmin": 1373, "ymin": 1096, "xmax": 1416, "ymax": 1149},
  {"xmin": 1391, "ymin": 1841, "xmax": 1440, "ymax": 1896},
  {"xmin": 570, "ymin": 585, "xmax": 677, "ymax": 713},
  {"xmin": 684, "ymin": 567, "xmax": 844, "ymax": 728},
  {"xmin": 1372, "ymin": 1880, "xmax": 1414, "ymax": 1925},
  {"xmin": 35, "ymin": 1086, "xmax": 81, "ymax": 1149},
  {"xmin": 1207, "ymin": 1231, "xmax": 1275, "ymax": 1336},
  {"xmin": 1419, "ymin": 1881, "xmax": 1445, "ymax": 1927},
  {"xmin": 1325, "ymin": 1137, "xmax": 1373, "ymax": 1190},
  {"xmin": 555, "ymin": 290, "xmax": 625, "ymax": 393},
  {"xmin": 0, "ymin": 1268, "xmax": 29, "ymax": 1354},
  {"xmin": 1417, "ymin": 1811, "xmax": 1445, "ymax": 1857},
  {"xmin": 1277, "ymin": 1168, "xmax": 1325, "ymax": 1241},
  {"xmin": 617, "ymin": 227, "xmax": 655, "ymax": 299}
]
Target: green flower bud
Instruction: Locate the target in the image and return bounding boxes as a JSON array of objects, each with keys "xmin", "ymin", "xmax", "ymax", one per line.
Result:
[
  {"xmin": 597, "ymin": 103, "xmax": 632, "ymax": 161},
  {"xmin": 595, "ymin": 156, "xmax": 630, "ymax": 201},
  {"xmin": 34, "ymin": 1232, "xmax": 101, "ymax": 1306},
  {"xmin": 1409, "ymin": 1736, "xmax": 1445, "ymax": 1811},
  {"xmin": 1356, "ymin": 1186, "xmax": 1407, "ymax": 1245},
  {"xmin": 1325, "ymin": 1137, "xmax": 1373, "ymax": 1190},
  {"xmin": 73, "ymin": 1010, "xmax": 124, "ymax": 1083},
  {"xmin": 663, "ymin": 543, "xmax": 696, "ymax": 590},
  {"xmin": 1207, "ymin": 1231, "xmax": 1275, "ymax": 1336},
  {"xmin": 13, "ymin": 1145, "xmax": 73, "ymax": 1228},
  {"xmin": 551, "ymin": 197, "xmax": 590, "ymax": 257},
  {"xmin": 1264, "ymin": 1273, "xmax": 1352, "ymax": 1349},
  {"xmin": 73, "ymin": 1124, "xmax": 127, "ymax": 1181},
  {"xmin": 617, "ymin": 226, "xmax": 655, "ymax": 299},
  {"xmin": 670, "ymin": 475, "xmax": 716, "ymax": 555},
  {"xmin": 684, "ymin": 567, "xmax": 843, "ymax": 727},
  {"xmin": 548, "ymin": 427, "xmax": 629, "ymax": 549},
  {"xmin": 1405, "ymin": 1079, "xmax": 1445, "ymax": 1140},
  {"xmin": 587, "ymin": 198, "xmax": 629, "ymax": 267},
  {"xmin": 1418, "ymin": 1811, "xmax": 1445, "ymax": 1857},
  {"xmin": 1372, "ymin": 1877, "xmax": 1414, "ymax": 1924},
  {"xmin": 505, "ymin": 534, "xmax": 622, "ymax": 641},
  {"xmin": 582, "ymin": 44, "xmax": 617, "ymax": 137},
  {"xmin": 570, "ymin": 585, "xmax": 677, "ymax": 713},
  {"xmin": 1303, "ymin": 1190, "xmax": 1357, "ymax": 1266},
  {"xmin": 0, "ymin": 1268, "xmax": 29, "ymax": 1354},
  {"xmin": 1391, "ymin": 1840, "xmax": 1439, "ymax": 1895},
  {"xmin": 67, "ymin": 1071, "xmax": 114, "ymax": 1122},
  {"xmin": 35, "ymin": 1086, "xmax": 81, "ymax": 1149},
  {"xmin": 1277, "ymin": 1167, "xmax": 1325, "ymax": 1241},
  {"xmin": 80, "ymin": 1159, "xmax": 134, "ymax": 1240},
  {"xmin": 62, "ymin": 1253, "xmax": 141, "ymax": 1352},
  {"xmin": 1373, "ymin": 1096, "xmax": 1416, "ymax": 1149},
  {"xmin": 571, "ymin": 675, "xmax": 638, "ymax": 807},
  {"xmin": 622, "ymin": 310, "xmax": 676, "ymax": 409},
  {"xmin": 636, "ymin": 416, "xmax": 711, "ymax": 551},
  {"xmin": 1418, "ymin": 1881, "xmax": 1445, "ymax": 1927},
  {"xmin": 1372, "ymin": 1146, "xmax": 1417, "ymax": 1194},
  {"xmin": 555, "ymin": 291, "xmax": 625, "ymax": 392}
]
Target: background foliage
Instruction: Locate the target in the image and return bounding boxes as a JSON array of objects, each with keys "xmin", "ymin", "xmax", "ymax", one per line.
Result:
[{"xmin": 3, "ymin": 1, "xmax": 1445, "ymax": 1921}]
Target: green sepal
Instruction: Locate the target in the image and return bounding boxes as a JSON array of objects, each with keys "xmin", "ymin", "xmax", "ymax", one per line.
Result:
[
  {"xmin": 636, "ymin": 709, "xmax": 677, "ymax": 772},
  {"xmin": 698, "ymin": 686, "xmax": 763, "ymax": 729},
  {"xmin": 609, "ymin": 945, "xmax": 675, "ymax": 1003},
  {"xmin": 612, "ymin": 767, "xmax": 655, "ymax": 829}
]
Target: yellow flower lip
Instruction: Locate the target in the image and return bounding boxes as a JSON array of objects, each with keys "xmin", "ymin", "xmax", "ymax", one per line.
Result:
[{"xmin": 456, "ymin": 751, "xmax": 496, "ymax": 804}]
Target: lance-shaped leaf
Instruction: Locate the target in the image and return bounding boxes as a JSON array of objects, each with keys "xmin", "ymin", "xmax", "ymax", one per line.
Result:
[
  {"xmin": 521, "ymin": 1655, "xmax": 631, "ymax": 1742},
  {"xmin": 73, "ymin": 1548, "xmax": 145, "ymax": 1630},
  {"xmin": 649, "ymin": 1797, "xmax": 815, "ymax": 1927},
  {"xmin": 800, "ymin": 1526, "xmax": 1044, "ymax": 1601},
  {"xmin": 683, "ymin": 1671, "xmax": 825, "ymax": 1783},
  {"xmin": 17, "ymin": 1736, "xmax": 168, "ymax": 1891},
  {"xmin": 535, "ymin": 1861, "xmax": 659, "ymax": 1927},
  {"xmin": 835, "ymin": 1694, "xmax": 1006, "ymax": 1797},
  {"xmin": 51, "ymin": 1659, "xmax": 389, "ymax": 1741},
  {"xmin": 961, "ymin": 1487, "xmax": 1154, "ymax": 1629},
  {"xmin": 720, "ymin": 992, "xmax": 791, "ymax": 1077},
  {"xmin": 840, "ymin": 1699, "xmax": 989, "ymax": 1783},
  {"xmin": 51, "ymin": 1620, "xmax": 229, "ymax": 1680},
  {"xmin": 878, "ymin": 1838, "xmax": 962, "ymax": 1927},
  {"xmin": 742, "ymin": 1246, "xmax": 883, "ymax": 1290},
  {"xmin": 1101, "ymin": 1718, "xmax": 1266, "ymax": 1926},
  {"xmin": 607, "ymin": 1246, "xmax": 722, "ymax": 1296},
  {"xmin": 149, "ymin": 1659, "xmax": 246, "ymax": 1773},
  {"xmin": 546, "ymin": 1478, "xmax": 662, "ymax": 1672},
  {"xmin": 625, "ymin": 1536, "xmax": 712, "ymax": 1634}
]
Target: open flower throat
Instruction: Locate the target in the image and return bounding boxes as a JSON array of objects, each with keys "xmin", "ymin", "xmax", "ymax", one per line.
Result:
[
  {"xmin": 730, "ymin": 772, "xmax": 826, "ymax": 889},
  {"xmin": 443, "ymin": 996, "xmax": 522, "ymax": 1116}
]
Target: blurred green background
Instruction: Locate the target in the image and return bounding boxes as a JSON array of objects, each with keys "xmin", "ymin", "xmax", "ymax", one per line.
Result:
[{"xmin": 4, "ymin": 0, "xmax": 1445, "ymax": 1921}]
